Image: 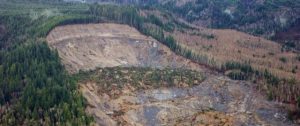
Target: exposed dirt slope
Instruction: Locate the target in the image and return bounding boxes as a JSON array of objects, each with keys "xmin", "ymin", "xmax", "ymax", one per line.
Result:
[{"xmin": 47, "ymin": 23, "xmax": 204, "ymax": 73}]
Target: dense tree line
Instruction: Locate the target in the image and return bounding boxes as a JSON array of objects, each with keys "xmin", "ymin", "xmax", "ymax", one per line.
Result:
[
  {"xmin": 0, "ymin": 42, "xmax": 93, "ymax": 125},
  {"xmin": 156, "ymin": 0, "xmax": 300, "ymax": 37},
  {"xmin": 88, "ymin": 4, "xmax": 143, "ymax": 29},
  {"xmin": 0, "ymin": 2, "xmax": 94, "ymax": 125},
  {"xmin": 0, "ymin": 15, "xmax": 32, "ymax": 49},
  {"xmin": 222, "ymin": 61, "xmax": 299, "ymax": 109}
]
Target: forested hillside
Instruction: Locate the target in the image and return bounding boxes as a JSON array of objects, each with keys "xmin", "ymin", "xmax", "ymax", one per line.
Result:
[
  {"xmin": 150, "ymin": 0, "xmax": 300, "ymax": 49},
  {"xmin": 0, "ymin": 0, "xmax": 299, "ymax": 125},
  {"xmin": 0, "ymin": 1, "xmax": 94, "ymax": 125},
  {"xmin": 68, "ymin": 0, "xmax": 300, "ymax": 49}
]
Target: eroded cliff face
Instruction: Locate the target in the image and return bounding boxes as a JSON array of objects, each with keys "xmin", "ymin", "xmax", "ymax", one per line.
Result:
[{"xmin": 47, "ymin": 23, "xmax": 296, "ymax": 125}]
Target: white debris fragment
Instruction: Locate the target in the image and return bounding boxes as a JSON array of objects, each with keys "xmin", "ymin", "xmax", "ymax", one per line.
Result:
[
  {"xmin": 153, "ymin": 42, "xmax": 157, "ymax": 48},
  {"xmin": 120, "ymin": 60, "xmax": 128, "ymax": 65}
]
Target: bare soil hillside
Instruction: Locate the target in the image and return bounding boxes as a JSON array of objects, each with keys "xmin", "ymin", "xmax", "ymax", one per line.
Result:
[{"xmin": 47, "ymin": 23, "xmax": 205, "ymax": 73}]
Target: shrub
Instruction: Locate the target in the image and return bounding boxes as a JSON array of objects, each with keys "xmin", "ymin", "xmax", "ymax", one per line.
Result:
[
  {"xmin": 279, "ymin": 57, "xmax": 287, "ymax": 63},
  {"xmin": 268, "ymin": 52, "xmax": 275, "ymax": 56},
  {"xmin": 297, "ymin": 55, "xmax": 300, "ymax": 61},
  {"xmin": 292, "ymin": 66, "xmax": 297, "ymax": 73},
  {"xmin": 227, "ymin": 70, "xmax": 247, "ymax": 80}
]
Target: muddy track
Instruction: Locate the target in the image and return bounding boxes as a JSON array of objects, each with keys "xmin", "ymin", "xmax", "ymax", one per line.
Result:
[{"xmin": 47, "ymin": 23, "xmax": 296, "ymax": 125}]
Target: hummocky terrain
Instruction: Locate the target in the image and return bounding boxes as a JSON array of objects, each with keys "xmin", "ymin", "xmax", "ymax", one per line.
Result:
[{"xmin": 47, "ymin": 23, "xmax": 297, "ymax": 125}]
